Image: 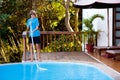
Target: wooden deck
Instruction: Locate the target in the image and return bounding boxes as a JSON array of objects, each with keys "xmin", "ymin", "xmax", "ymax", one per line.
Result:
[
  {"xmin": 40, "ymin": 52, "xmax": 98, "ymax": 63},
  {"xmin": 89, "ymin": 51, "xmax": 120, "ymax": 72}
]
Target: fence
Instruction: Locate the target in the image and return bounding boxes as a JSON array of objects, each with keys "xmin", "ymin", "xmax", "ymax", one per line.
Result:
[{"xmin": 23, "ymin": 31, "xmax": 98, "ymax": 52}]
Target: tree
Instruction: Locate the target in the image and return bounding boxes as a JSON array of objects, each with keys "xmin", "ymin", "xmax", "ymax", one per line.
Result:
[
  {"xmin": 64, "ymin": 0, "xmax": 73, "ymax": 32},
  {"xmin": 0, "ymin": 0, "xmax": 32, "ymax": 62},
  {"xmin": 0, "ymin": 0, "xmax": 82, "ymax": 63}
]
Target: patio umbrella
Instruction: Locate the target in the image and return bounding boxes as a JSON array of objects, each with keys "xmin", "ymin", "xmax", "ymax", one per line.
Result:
[
  {"xmin": 73, "ymin": 0, "xmax": 120, "ymax": 46},
  {"xmin": 74, "ymin": 0, "xmax": 120, "ymax": 8}
]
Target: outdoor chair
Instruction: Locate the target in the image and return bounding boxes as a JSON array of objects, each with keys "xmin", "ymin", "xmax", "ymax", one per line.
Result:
[
  {"xmin": 94, "ymin": 46, "xmax": 120, "ymax": 55},
  {"xmin": 106, "ymin": 50, "xmax": 120, "ymax": 60}
]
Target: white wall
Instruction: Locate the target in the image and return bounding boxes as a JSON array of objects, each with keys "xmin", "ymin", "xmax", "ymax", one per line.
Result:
[{"xmin": 82, "ymin": 9, "xmax": 113, "ymax": 46}]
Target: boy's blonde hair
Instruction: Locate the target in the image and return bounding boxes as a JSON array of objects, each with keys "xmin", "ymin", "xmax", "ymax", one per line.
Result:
[{"xmin": 29, "ymin": 10, "xmax": 37, "ymax": 16}]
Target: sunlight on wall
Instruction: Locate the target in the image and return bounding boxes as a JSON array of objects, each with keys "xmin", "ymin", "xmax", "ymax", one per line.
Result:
[{"xmin": 82, "ymin": 9, "xmax": 113, "ymax": 46}]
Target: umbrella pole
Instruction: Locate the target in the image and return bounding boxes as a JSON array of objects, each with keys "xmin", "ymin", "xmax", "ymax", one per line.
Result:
[{"xmin": 107, "ymin": 8, "xmax": 109, "ymax": 47}]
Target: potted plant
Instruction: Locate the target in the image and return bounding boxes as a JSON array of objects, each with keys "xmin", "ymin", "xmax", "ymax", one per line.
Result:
[{"xmin": 83, "ymin": 14, "xmax": 104, "ymax": 53}]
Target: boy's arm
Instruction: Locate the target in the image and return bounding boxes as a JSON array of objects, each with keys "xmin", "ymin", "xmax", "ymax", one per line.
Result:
[{"xmin": 32, "ymin": 26, "xmax": 39, "ymax": 32}]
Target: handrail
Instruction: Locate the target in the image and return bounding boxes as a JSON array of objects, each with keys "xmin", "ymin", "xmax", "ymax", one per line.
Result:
[{"xmin": 22, "ymin": 31, "xmax": 97, "ymax": 61}]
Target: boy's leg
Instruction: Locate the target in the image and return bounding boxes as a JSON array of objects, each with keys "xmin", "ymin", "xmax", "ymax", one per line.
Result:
[
  {"xmin": 36, "ymin": 43, "xmax": 40, "ymax": 61},
  {"xmin": 30, "ymin": 43, "xmax": 33, "ymax": 61}
]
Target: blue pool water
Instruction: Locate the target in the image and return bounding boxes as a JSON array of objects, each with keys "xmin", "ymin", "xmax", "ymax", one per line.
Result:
[{"xmin": 0, "ymin": 62, "xmax": 114, "ymax": 80}]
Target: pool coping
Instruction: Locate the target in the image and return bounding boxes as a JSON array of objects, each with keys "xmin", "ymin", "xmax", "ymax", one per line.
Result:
[{"xmin": 86, "ymin": 53, "xmax": 120, "ymax": 80}]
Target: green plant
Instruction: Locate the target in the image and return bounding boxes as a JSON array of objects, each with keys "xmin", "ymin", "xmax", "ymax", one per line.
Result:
[{"xmin": 83, "ymin": 14, "xmax": 104, "ymax": 45}]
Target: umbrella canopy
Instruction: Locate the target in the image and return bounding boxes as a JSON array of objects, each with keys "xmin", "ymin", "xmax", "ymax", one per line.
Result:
[{"xmin": 74, "ymin": 0, "xmax": 120, "ymax": 8}]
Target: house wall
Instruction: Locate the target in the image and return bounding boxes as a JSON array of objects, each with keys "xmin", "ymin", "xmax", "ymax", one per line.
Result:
[{"xmin": 82, "ymin": 9, "xmax": 113, "ymax": 46}]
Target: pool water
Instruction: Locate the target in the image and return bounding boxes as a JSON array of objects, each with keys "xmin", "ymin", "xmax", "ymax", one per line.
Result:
[{"xmin": 0, "ymin": 62, "xmax": 114, "ymax": 80}]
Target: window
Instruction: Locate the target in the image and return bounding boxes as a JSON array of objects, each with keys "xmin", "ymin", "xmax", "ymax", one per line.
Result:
[{"xmin": 113, "ymin": 8, "xmax": 120, "ymax": 45}]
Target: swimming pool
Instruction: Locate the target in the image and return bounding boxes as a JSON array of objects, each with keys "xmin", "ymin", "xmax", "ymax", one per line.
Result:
[{"xmin": 0, "ymin": 62, "xmax": 114, "ymax": 80}]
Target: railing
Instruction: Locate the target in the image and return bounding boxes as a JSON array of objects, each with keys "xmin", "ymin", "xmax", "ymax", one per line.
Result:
[
  {"xmin": 22, "ymin": 31, "xmax": 98, "ymax": 60},
  {"xmin": 23, "ymin": 31, "xmax": 97, "ymax": 53},
  {"xmin": 40, "ymin": 31, "xmax": 83, "ymax": 52}
]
